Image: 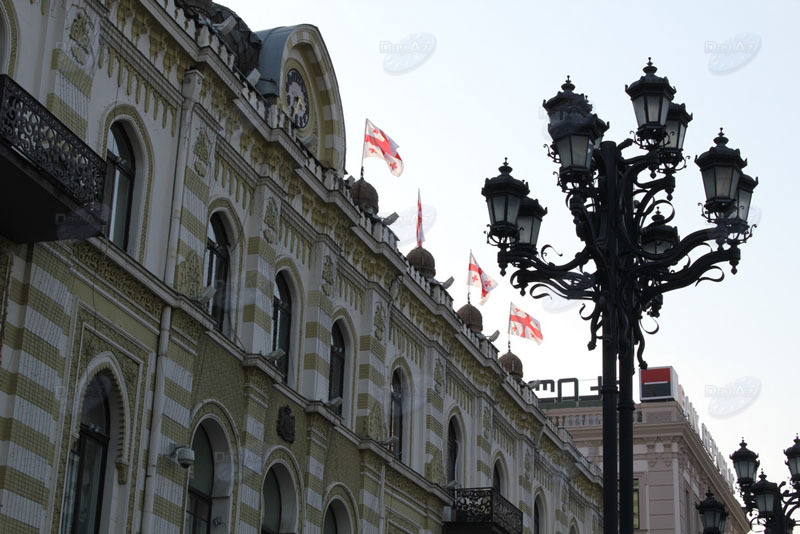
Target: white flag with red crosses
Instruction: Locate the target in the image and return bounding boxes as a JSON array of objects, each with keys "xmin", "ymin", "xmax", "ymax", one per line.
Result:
[
  {"xmin": 362, "ymin": 119, "xmax": 403, "ymax": 176},
  {"xmin": 467, "ymin": 251, "xmax": 497, "ymax": 305},
  {"xmin": 508, "ymin": 302, "xmax": 543, "ymax": 344}
]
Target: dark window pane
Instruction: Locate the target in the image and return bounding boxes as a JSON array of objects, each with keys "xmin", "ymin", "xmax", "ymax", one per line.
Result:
[
  {"xmin": 190, "ymin": 427, "xmax": 214, "ymax": 495},
  {"xmin": 74, "ymin": 437, "xmax": 106, "ymax": 533},
  {"xmin": 106, "ymin": 124, "xmax": 135, "ymax": 250},
  {"xmin": 272, "ymin": 274, "xmax": 292, "ymax": 380},
  {"xmin": 205, "ymin": 214, "xmax": 230, "ymax": 330},
  {"xmin": 329, "ymin": 324, "xmax": 345, "ymax": 415},
  {"xmin": 323, "ymin": 508, "xmax": 338, "ymax": 534},
  {"xmin": 262, "ymin": 469, "xmax": 281, "ymax": 533},
  {"xmin": 447, "ymin": 419, "xmax": 458, "ymax": 483},
  {"xmin": 390, "ymin": 371, "xmax": 403, "ymax": 459}
]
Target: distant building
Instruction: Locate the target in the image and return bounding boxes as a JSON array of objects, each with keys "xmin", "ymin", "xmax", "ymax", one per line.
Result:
[
  {"xmin": 0, "ymin": 0, "xmax": 602, "ymax": 533},
  {"xmin": 537, "ymin": 369, "xmax": 749, "ymax": 534}
]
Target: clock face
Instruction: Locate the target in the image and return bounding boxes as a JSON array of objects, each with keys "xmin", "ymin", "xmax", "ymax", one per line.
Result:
[{"xmin": 285, "ymin": 68, "xmax": 310, "ymax": 128}]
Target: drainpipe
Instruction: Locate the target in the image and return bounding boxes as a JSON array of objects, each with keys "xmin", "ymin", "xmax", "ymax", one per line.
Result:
[{"xmin": 141, "ymin": 69, "xmax": 203, "ymax": 534}]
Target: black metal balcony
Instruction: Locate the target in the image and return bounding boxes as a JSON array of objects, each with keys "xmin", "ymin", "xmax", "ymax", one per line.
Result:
[
  {"xmin": 0, "ymin": 74, "xmax": 106, "ymax": 243},
  {"xmin": 443, "ymin": 487, "xmax": 523, "ymax": 534}
]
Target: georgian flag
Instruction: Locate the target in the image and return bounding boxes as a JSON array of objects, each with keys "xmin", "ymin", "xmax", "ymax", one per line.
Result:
[
  {"xmin": 468, "ymin": 251, "xmax": 497, "ymax": 304},
  {"xmin": 362, "ymin": 119, "xmax": 404, "ymax": 176},
  {"xmin": 508, "ymin": 302, "xmax": 543, "ymax": 345}
]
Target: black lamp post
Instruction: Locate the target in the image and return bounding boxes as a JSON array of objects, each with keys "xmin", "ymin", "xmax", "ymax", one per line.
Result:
[
  {"xmin": 730, "ymin": 438, "xmax": 800, "ymax": 533},
  {"xmin": 697, "ymin": 489, "xmax": 728, "ymax": 534},
  {"xmin": 481, "ymin": 59, "xmax": 759, "ymax": 534}
]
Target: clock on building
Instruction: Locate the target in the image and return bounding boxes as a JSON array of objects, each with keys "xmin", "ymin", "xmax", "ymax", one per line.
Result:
[{"xmin": 285, "ymin": 68, "xmax": 310, "ymax": 128}]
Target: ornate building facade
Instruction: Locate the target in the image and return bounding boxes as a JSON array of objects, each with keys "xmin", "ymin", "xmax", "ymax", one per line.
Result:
[
  {"xmin": 539, "ymin": 379, "xmax": 748, "ymax": 534},
  {"xmin": 0, "ymin": 0, "xmax": 603, "ymax": 533}
]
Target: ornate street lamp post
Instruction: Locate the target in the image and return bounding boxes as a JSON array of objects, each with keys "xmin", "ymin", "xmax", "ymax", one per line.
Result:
[
  {"xmin": 730, "ymin": 438, "xmax": 800, "ymax": 533},
  {"xmin": 481, "ymin": 59, "xmax": 758, "ymax": 534},
  {"xmin": 696, "ymin": 489, "xmax": 728, "ymax": 534}
]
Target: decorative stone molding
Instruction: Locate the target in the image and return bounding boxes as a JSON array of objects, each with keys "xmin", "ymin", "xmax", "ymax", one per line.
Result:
[{"xmin": 277, "ymin": 404, "xmax": 295, "ymax": 443}]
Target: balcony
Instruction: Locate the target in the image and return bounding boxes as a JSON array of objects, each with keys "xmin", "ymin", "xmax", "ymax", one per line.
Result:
[
  {"xmin": 0, "ymin": 74, "xmax": 106, "ymax": 243},
  {"xmin": 443, "ymin": 487, "xmax": 523, "ymax": 534}
]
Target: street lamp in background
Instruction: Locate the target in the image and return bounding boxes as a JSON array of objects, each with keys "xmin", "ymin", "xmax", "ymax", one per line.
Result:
[
  {"xmin": 697, "ymin": 489, "xmax": 728, "ymax": 534},
  {"xmin": 481, "ymin": 59, "xmax": 759, "ymax": 534},
  {"xmin": 730, "ymin": 438, "xmax": 800, "ymax": 533}
]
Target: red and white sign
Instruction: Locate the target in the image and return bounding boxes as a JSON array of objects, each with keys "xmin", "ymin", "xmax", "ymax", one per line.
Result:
[
  {"xmin": 468, "ymin": 251, "xmax": 497, "ymax": 304},
  {"xmin": 640, "ymin": 366, "xmax": 679, "ymax": 401},
  {"xmin": 508, "ymin": 302, "xmax": 543, "ymax": 344},
  {"xmin": 362, "ymin": 119, "xmax": 403, "ymax": 176}
]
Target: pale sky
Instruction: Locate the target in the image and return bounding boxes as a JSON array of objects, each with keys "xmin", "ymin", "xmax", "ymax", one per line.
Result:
[{"xmin": 221, "ymin": 0, "xmax": 799, "ymax": 522}]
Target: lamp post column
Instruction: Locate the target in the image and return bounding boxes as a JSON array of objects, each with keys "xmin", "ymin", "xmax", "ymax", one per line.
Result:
[{"xmin": 599, "ymin": 140, "xmax": 620, "ymax": 534}]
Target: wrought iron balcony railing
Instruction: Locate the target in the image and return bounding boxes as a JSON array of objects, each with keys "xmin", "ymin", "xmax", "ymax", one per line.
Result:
[
  {"xmin": 0, "ymin": 74, "xmax": 105, "ymax": 207},
  {"xmin": 452, "ymin": 487, "xmax": 523, "ymax": 534}
]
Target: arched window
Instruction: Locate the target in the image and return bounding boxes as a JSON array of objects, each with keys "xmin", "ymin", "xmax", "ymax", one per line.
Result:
[
  {"xmin": 272, "ymin": 272, "xmax": 292, "ymax": 381},
  {"xmin": 390, "ymin": 369, "xmax": 404, "ymax": 460},
  {"xmin": 323, "ymin": 506, "xmax": 339, "ymax": 534},
  {"xmin": 105, "ymin": 123, "xmax": 136, "ymax": 251},
  {"xmin": 204, "ymin": 213, "xmax": 230, "ymax": 332},
  {"xmin": 447, "ymin": 418, "xmax": 460, "ymax": 484},
  {"xmin": 329, "ymin": 323, "xmax": 345, "ymax": 416},
  {"xmin": 61, "ymin": 373, "xmax": 112, "ymax": 534},
  {"xmin": 261, "ymin": 469, "xmax": 281, "ymax": 534},
  {"xmin": 186, "ymin": 426, "xmax": 214, "ymax": 534},
  {"xmin": 261, "ymin": 463, "xmax": 298, "ymax": 534},
  {"xmin": 492, "ymin": 461, "xmax": 504, "ymax": 496},
  {"xmin": 533, "ymin": 497, "xmax": 544, "ymax": 534},
  {"xmin": 322, "ymin": 499, "xmax": 352, "ymax": 534}
]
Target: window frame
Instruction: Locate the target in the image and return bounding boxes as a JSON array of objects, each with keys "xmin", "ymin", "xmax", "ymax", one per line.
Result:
[
  {"xmin": 389, "ymin": 369, "xmax": 404, "ymax": 460},
  {"xmin": 328, "ymin": 323, "xmax": 345, "ymax": 416},
  {"xmin": 62, "ymin": 374, "xmax": 112, "ymax": 534},
  {"xmin": 272, "ymin": 273, "xmax": 292, "ymax": 382},
  {"xmin": 204, "ymin": 213, "xmax": 231, "ymax": 332},
  {"xmin": 105, "ymin": 123, "xmax": 136, "ymax": 251}
]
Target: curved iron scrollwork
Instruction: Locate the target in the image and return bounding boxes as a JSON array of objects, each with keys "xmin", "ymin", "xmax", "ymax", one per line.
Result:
[
  {"xmin": 0, "ymin": 75, "xmax": 105, "ymax": 207},
  {"xmin": 452, "ymin": 487, "xmax": 523, "ymax": 534}
]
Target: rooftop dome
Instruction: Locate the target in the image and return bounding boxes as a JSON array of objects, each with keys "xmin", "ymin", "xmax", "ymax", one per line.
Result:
[
  {"xmin": 407, "ymin": 246, "xmax": 436, "ymax": 278},
  {"xmin": 457, "ymin": 302, "xmax": 483, "ymax": 333},
  {"xmin": 350, "ymin": 177, "xmax": 379, "ymax": 215},
  {"xmin": 499, "ymin": 350, "xmax": 523, "ymax": 380}
]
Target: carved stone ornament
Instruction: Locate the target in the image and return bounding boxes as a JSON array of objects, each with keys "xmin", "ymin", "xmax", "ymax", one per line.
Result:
[
  {"xmin": 373, "ymin": 303, "xmax": 386, "ymax": 341},
  {"xmin": 433, "ymin": 359, "xmax": 443, "ymax": 393},
  {"xmin": 263, "ymin": 197, "xmax": 278, "ymax": 244},
  {"xmin": 177, "ymin": 250, "xmax": 202, "ymax": 297},
  {"xmin": 193, "ymin": 129, "xmax": 211, "ymax": 177},
  {"xmin": 483, "ymin": 407, "xmax": 491, "ymax": 440},
  {"xmin": 69, "ymin": 9, "xmax": 93, "ymax": 66},
  {"xmin": 425, "ymin": 448, "xmax": 445, "ymax": 485},
  {"xmin": 321, "ymin": 255, "xmax": 334, "ymax": 296},
  {"xmin": 277, "ymin": 405, "xmax": 295, "ymax": 444},
  {"xmin": 524, "ymin": 451, "xmax": 532, "ymax": 481}
]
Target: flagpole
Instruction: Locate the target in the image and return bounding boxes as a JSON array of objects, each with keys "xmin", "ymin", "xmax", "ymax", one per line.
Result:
[{"xmin": 360, "ymin": 118, "xmax": 368, "ymax": 180}]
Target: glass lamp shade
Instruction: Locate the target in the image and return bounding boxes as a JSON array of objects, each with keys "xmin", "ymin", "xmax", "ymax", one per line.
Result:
[
  {"xmin": 625, "ymin": 59, "xmax": 676, "ymax": 140},
  {"xmin": 730, "ymin": 439, "xmax": 759, "ymax": 486},
  {"xmin": 481, "ymin": 160, "xmax": 530, "ymax": 242},
  {"xmin": 641, "ymin": 212, "xmax": 679, "ymax": 256},
  {"xmin": 696, "ymin": 489, "xmax": 728, "ymax": 532},
  {"xmin": 751, "ymin": 474, "xmax": 779, "ymax": 516},
  {"xmin": 665, "ymin": 102, "xmax": 693, "ymax": 150},
  {"xmin": 695, "ymin": 129, "xmax": 748, "ymax": 214},
  {"xmin": 515, "ymin": 197, "xmax": 548, "ymax": 249},
  {"xmin": 730, "ymin": 174, "xmax": 758, "ymax": 223},
  {"xmin": 555, "ymin": 134, "xmax": 594, "ymax": 170},
  {"xmin": 785, "ymin": 436, "xmax": 800, "ymax": 481}
]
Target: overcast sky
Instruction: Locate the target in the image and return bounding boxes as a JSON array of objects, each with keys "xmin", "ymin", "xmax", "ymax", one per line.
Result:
[{"xmin": 221, "ymin": 0, "xmax": 798, "ymax": 522}]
